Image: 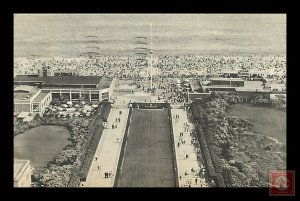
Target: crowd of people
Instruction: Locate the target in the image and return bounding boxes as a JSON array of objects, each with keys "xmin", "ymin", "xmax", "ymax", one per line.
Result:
[{"xmin": 14, "ymin": 54, "xmax": 286, "ymax": 80}]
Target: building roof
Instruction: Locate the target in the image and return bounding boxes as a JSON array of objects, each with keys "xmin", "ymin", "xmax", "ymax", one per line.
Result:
[
  {"xmin": 33, "ymin": 92, "xmax": 50, "ymax": 102},
  {"xmin": 235, "ymin": 88, "xmax": 270, "ymax": 92},
  {"xmin": 14, "ymin": 87, "xmax": 40, "ymax": 102},
  {"xmin": 98, "ymin": 77, "xmax": 113, "ymax": 90},
  {"xmin": 54, "ymin": 69, "xmax": 79, "ymax": 73},
  {"xmin": 211, "ymin": 78, "xmax": 244, "ymax": 82},
  {"xmin": 14, "ymin": 76, "xmax": 103, "ymax": 85},
  {"xmin": 14, "ymin": 85, "xmax": 35, "ymax": 93},
  {"xmin": 17, "ymin": 111, "xmax": 30, "ymax": 118},
  {"xmin": 14, "ymin": 160, "xmax": 30, "ymax": 181}
]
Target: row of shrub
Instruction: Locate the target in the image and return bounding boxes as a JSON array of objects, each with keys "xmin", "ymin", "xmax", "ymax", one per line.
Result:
[
  {"xmin": 72, "ymin": 101, "xmax": 112, "ymax": 184},
  {"xmin": 194, "ymin": 115, "xmax": 226, "ymax": 187}
]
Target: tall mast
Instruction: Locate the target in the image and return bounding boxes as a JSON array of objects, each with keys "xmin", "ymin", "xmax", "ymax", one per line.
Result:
[{"xmin": 150, "ymin": 21, "xmax": 153, "ymax": 91}]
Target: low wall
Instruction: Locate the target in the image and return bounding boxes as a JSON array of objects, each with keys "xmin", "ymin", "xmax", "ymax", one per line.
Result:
[{"xmin": 130, "ymin": 102, "xmax": 169, "ymax": 109}]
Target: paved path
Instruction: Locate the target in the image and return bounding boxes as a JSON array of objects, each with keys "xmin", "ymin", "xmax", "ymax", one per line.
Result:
[
  {"xmin": 80, "ymin": 107, "xmax": 129, "ymax": 187},
  {"xmin": 171, "ymin": 108, "xmax": 209, "ymax": 187}
]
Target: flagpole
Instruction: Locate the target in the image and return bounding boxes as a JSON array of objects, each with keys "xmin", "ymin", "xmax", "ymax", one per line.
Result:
[{"xmin": 150, "ymin": 21, "xmax": 153, "ymax": 91}]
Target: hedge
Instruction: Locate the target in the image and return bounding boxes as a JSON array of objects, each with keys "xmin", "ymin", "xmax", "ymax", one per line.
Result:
[{"xmin": 67, "ymin": 102, "xmax": 112, "ymax": 185}]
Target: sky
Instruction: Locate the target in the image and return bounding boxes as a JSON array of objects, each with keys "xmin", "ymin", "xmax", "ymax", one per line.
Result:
[{"xmin": 14, "ymin": 14, "xmax": 286, "ymax": 57}]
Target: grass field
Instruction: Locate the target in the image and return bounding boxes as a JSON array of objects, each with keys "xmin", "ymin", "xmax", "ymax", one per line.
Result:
[
  {"xmin": 228, "ymin": 104, "xmax": 286, "ymax": 144},
  {"xmin": 117, "ymin": 108, "xmax": 176, "ymax": 187},
  {"xmin": 14, "ymin": 125, "xmax": 70, "ymax": 168}
]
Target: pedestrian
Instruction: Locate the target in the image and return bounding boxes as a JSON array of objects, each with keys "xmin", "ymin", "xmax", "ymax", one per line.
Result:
[
  {"xmin": 112, "ymin": 124, "xmax": 114, "ymax": 129},
  {"xmin": 97, "ymin": 165, "xmax": 100, "ymax": 171},
  {"xmin": 95, "ymin": 157, "xmax": 97, "ymax": 161},
  {"xmin": 195, "ymin": 178, "xmax": 198, "ymax": 185}
]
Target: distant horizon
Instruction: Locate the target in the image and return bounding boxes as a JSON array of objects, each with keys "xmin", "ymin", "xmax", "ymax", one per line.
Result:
[{"xmin": 14, "ymin": 14, "xmax": 286, "ymax": 58}]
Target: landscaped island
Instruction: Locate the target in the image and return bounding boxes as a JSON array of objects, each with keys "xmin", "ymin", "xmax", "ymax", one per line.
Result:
[{"xmin": 191, "ymin": 94, "xmax": 286, "ymax": 187}]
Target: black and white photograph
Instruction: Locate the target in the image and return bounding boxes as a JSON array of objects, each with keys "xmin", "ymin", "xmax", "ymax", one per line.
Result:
[{"xmin": 13, "ymin": 14, "xmax": 286, "ymax": 188}]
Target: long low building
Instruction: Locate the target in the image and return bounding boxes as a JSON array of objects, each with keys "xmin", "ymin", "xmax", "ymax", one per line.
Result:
[
  {"xmin": 210, "ymin": 78, "xmax": 245, "ymax": 87},
  {"xmin": 14, "ymin": 76, "xmax": 115, "ymax": 103}
]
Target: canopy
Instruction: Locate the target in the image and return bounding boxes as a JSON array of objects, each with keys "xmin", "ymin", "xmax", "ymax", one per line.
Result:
[
  {"xmin": 74, "ymin": 104, "xmax": 80, "ymax": 108},
  {"xmin": 91, "ymin": 105, "xmax": 98, "ymax": 108},
  {"xmin": 66, "ymin": 101, "xmax": 73, "ymax": 105}
]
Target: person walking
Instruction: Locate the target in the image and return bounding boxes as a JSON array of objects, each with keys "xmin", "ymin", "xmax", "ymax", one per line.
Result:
[{"xmin": 195, "ymin": 178, "xmax": 198, "ymax": 185}]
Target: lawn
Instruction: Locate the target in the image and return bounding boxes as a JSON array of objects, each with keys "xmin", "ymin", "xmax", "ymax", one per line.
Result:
[
  {"xmin": 117, "ymin": 108, "xmax": 176, "ymax": 187},
  {"xmin": 228, "ymin": 104, "xmax": 286, "ymax": 144},
  {"xmin": 14, "ymin": 125, "xmax": 70, "ymax": 168}
]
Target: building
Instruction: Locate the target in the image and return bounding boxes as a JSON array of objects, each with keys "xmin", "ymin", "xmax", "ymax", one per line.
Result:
[
  {"xmin": 14, "ymin": 160, "xmax": 31, "ymax": 187},
  {"xmin": 235, "ymin": 88, "xmax": 271, "ymax": 102},
  {"xmin": 38, "ymin": 66, "xmax": 54, "ymax": 77},
  {"xmin": 14, "ymin": 76, "xmax": 114, "ymax": 103},
  {"xmin": 14, "ymin": 85, "xmax": 52, "ymax": 116},
  {"xmin": 238, "ymin": 69, "xmax": 250, "ymax": 80},
  {"xmin": 54, "ymin": 69, "xmax": 79, "ymax": 76},
  {"xmin": 210, "ymin": 78, "xmax": 245, "ymax": 87},
  {"xmin": 222, "ymin": 70, "xmax": 239, "ymax": 78}
]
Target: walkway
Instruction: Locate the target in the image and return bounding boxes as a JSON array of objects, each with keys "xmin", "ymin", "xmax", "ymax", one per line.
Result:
[
  {"xmin": 80, "ymin": 107, "xmax": 129, "ymax": 187},
  {"xmin": 171, "ymin": 108, "xmax": 209, "ymax": 187}
]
